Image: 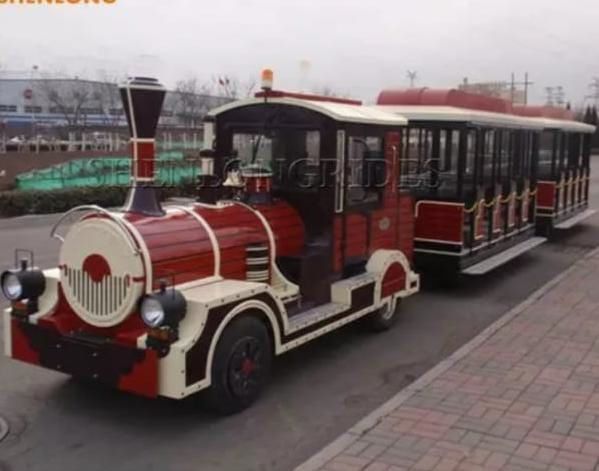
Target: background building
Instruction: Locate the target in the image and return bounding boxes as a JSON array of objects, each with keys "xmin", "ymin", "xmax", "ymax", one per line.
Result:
[{"xmin": 0, "ymin": 77, "xmax": 232, "ymax": 137}]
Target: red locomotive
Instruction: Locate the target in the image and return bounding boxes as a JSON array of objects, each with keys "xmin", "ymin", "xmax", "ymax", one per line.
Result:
[
  {"xmin": 1, "ymin": 73, "xmax": 594, "ymax": 413},
  {"xmin": 1, "ymin": 74, "xmax": 420, "ymax": 413}
]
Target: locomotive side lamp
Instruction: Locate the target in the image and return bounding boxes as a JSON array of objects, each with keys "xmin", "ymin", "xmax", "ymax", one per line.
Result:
[
  {"xmin": 119, "ymin": 77, "xmax": 167, "ymax": 216},
  {"xmin": 1, "ymin": 257, "xmax": 46, "ymax": 315},
  {"xmin": 197, "ymin": 149, "xmax": 222, "ymax": 204}
]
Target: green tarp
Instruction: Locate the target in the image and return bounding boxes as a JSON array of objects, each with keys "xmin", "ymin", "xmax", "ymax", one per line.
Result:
[{"xmin": 16, "ymin": 151, "xmax": 201, "ymax": 190}]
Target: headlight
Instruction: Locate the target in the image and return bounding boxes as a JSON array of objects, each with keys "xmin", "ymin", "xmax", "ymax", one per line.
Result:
[
  {"xmin": 1, "ymin": 272, "xmax": 22, "ymax": 301},
  {"xmin": 1, "ymin": 268, "xmax": 45, "ymax": 302},
  {"xmin": 140, "ymin": 288, "xmax": 186, "ymax": 329},
  {"xmin": 140, "ymin": 297, "xmax": 166, "ymax": 328}
]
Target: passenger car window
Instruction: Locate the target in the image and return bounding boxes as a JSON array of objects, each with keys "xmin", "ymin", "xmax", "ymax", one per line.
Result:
[{"xmin": 346, "ymin": 136, "xmax": 383, "ymax": 206}]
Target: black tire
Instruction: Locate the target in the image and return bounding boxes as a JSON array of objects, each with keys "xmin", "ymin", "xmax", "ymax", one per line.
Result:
[
  {"xmin": 205, "ymin": 316, "xmax": 272, "ymax": 415},
  {"xmin": 368, "ymin": 298, "xmax": 401, "ymax": 332}
]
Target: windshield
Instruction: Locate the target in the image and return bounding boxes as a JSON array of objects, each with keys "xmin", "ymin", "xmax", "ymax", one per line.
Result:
[{"xmin": 232, "ymin": 129, "xmax": 320, "ymax": 170}]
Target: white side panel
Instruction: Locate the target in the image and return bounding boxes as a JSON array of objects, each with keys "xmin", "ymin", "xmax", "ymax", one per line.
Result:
[
  {"xmin": 3, "ymin": 308, "xmax": 12, "ymax": 357},
  {"xmin": 335, "ymin": 130, "xmax": 346, "ymax": 213},
  {"xmin": 30, "ymin": 268, "xmax": 60, "ymax": 324},
  {"xmin": 157, "ymin": 279, "xmax": 286, "ymax": 399},
  {"xmin": 158, "ymin": 297, "xmax": 209, "ymax": 399},
  {"xmin": 203, "ymin": 122, "xmax": 215, "ymax": 149},
  {"xmin": 158, "ymin": 345, "xmax": 190, "ymax": 399}
]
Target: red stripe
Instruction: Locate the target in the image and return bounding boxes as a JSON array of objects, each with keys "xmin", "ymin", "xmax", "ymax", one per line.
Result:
[{"xmin": 132, "ymin": 142, "xmax": 155, "ymax": 180}]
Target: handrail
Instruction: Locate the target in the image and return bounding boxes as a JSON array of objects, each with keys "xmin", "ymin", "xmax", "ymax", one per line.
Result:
[
  {"xmin": 464, "ymin": 201, "xmax": 479, "ymax": 214},
  {"xmin": 50, "ymin": 205, "xmax": 140, "ymax": 255},
  {"xmin": 464, "ymin": 186, "xmax": 540, "ymax": 213},
  {"xmin": 499, "ymin": 192, "xmax": 515, "ymax": 204},
  {"xmin": 484, "ymin": 197, "xmax": 497, "ymax": 208}
]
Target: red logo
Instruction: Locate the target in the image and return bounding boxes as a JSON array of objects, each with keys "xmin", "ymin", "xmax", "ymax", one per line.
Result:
[{"xmin": 82, "ymin": 254, "xmax": 111, "ymax": 283}]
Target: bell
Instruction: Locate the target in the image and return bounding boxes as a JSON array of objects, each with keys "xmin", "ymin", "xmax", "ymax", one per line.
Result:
[{"xmin": 223, "ymin": 170, "xmax": 244, "ymax": 188}]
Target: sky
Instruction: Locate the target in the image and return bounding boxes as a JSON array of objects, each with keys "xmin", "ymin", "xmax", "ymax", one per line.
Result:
[{"xmin": 0, "ymin": 0, "xmax": 598, "ymax": 106}]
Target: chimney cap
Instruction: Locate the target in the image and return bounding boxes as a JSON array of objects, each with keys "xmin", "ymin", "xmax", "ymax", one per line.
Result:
[{"xmin": 120, "ymin": 76, "xmax": 166, "ymax": 91}]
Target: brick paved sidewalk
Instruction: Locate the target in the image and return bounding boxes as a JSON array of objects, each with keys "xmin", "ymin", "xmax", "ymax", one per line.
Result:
[{"xmin": 298, "ymin": 249, "xmax": 599, "ymax": 471}]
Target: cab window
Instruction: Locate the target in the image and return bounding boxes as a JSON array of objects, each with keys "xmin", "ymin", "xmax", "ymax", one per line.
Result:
[
  {"xmin": 232, "ymin": 133, "xmax": 273, "ymax": 169},
  {"xmin": 231, "ymin": 129, "xmax": 321, "ymax": 189}
]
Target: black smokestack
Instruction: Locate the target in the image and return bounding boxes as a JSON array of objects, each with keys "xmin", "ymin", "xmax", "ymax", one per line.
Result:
[{"xmin": 120, "ymin": 77, "xmax": 167, "ymax": 216}]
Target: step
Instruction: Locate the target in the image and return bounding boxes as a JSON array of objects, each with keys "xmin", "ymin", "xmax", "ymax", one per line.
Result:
[
  {"xmin": 462, "ymin": 237, "xmax": 547, "ymax": 276},
  {"xmin": 333, "ymin": 272, "xmax": 378, "ymax": 290},
  {"xmin": 555, "ymin": 209, "xmax": 597, "ymax": 229},
  {"xmin": 288, "ymin": 302, "xmax": 349, "ymax": 332}
]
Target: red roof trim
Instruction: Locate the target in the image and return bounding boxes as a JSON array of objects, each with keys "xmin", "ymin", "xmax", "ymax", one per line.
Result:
[
  {"xmin": 377, "ymin": 88, "xmax": 577, "ymax": 122},
  {"xmin": 377, "ymin": 88, "xmax": 512, "ymax": 114},
  {"xmin": 255, "ymin": 89, "xmax": 362, "ymax": 106}
]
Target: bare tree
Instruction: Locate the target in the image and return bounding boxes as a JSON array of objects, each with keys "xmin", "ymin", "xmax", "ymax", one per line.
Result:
[
  {"xmin": 174, "ymin": 78, "xmax": 213, "ymax": 128},
  {"xmin": 94, "ymin": 72, "xmax": 125, "ymax": 128},
  {"xmin": 37, "ymin": 78, "xmax": 93, "ymax": 139},
  {"xmin": 213, "ymin": 75, "xmax": 257, "ymax": 99}
]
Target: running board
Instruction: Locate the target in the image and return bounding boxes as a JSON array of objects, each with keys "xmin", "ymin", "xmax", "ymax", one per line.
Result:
[
  {"xmin": 288, "ymin": 302, "xmax": 350, "ymax": 333},
  {"xmin": 555, "ymin": 209, "xmax": 597, "ymax": 229},
  {"xmin": 462, "ymin": 237, "xmax": 547, "ymax": 276}
]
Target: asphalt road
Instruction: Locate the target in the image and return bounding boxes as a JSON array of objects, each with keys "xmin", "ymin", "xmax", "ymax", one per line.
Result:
[{"xmin": 1, "ymin": 178, "xmax": 599, "ymax": 471}]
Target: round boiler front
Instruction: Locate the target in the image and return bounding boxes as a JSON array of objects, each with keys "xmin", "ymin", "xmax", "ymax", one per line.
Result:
[{"xmin": 59, "ymin": 217, "xmax": 146, "ymax": 328}]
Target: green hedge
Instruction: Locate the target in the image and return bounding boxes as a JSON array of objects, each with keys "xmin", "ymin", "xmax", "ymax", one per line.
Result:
[{"xmin": 0, "ymin": 181, "xmax": 197, "ymax": 218}]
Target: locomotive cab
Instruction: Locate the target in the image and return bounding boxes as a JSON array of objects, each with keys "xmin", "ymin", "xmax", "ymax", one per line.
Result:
[
  {"xmin": 2, "ymin": 77, "xmax": 420, "ymax": 414},
  {"xmin": 201, "ymin": 90, "xmax": 419, "ymax": 312}
]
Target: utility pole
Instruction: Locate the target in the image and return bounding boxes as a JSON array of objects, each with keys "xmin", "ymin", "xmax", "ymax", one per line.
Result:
[
  {"xmin": 545, "ymin": 87, "xmax": 555, "ymax": 106},
  {"xmin": 406, "ymin": 70, "xmax": 418, "ymax": 88},
  {"xmin": 510, "ymin": 73, "xmax": 515, "ymax": 104},
  {"xmin": 523, "ymin": 72, "xmax": 533, "ymax": 105},
  {"xmin": 587, "ymin": 77, "xmax": 599, "ymax": 107},
  {"xmin": 545, "ymin": 85, "xmax": 566, "ymax": 107},
  {"xmin": 509, "ymin": 72, "xmax": 534, "ymax": 104},
  {"xmin": 555, "ymin": 86, "xmax": 565, "ymax": 107}
]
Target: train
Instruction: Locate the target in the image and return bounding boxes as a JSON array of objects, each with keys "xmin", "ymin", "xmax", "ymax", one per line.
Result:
[{"xmin": 1, "ymin": 71, "xmax": 595, "ymax": 413}]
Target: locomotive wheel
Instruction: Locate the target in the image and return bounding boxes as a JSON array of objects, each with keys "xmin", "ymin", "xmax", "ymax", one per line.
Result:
[
  {"xmin": 206, "ymin": 316, "xmax": 272, "ymax": 415},
  {"xmin": 368, "ymin": 297, "xmax": 400, "ymax": 332}
]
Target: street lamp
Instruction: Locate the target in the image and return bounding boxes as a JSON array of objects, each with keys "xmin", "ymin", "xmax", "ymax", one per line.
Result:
[{"xmin": 30, "ymin": 65, "xmax": 39, "ymax": 145}]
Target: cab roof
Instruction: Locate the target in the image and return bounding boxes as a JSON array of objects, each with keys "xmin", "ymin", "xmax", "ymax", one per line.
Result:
[{"xmin": 207, "ymin": 96, "xmax": 408, "ymax": 127}]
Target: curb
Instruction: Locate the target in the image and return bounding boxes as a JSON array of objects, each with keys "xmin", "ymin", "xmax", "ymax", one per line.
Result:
[{"xmin": 295, "ymin": 248, "xmax": 599, "ymax": 471}]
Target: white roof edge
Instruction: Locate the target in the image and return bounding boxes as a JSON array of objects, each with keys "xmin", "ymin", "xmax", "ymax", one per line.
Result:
[
  {"xmin": 375, "ymin": 105, "xmax": 596, "ymax": 133},
  {"xmin": 207, "ymin": 97, "xmax": 408, "ymax": 126},
  {"xmin": 375, "ymin": 105, "xmax": 543, "ymax": 130},
  {"xmin": 530, "ymin": 117, "xmax": 596, "ymax": 133}
]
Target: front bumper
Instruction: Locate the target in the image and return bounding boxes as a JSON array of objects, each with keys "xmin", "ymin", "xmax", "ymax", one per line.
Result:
[{"xmin": 7, "ymin": 315, "xmax": 158, "ymax": 398}]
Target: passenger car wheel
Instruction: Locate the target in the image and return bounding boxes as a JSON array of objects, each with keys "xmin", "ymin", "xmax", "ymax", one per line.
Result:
[{"xmin": 368, "ymin": 297, "xmax": 400, "ymax": 332}]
